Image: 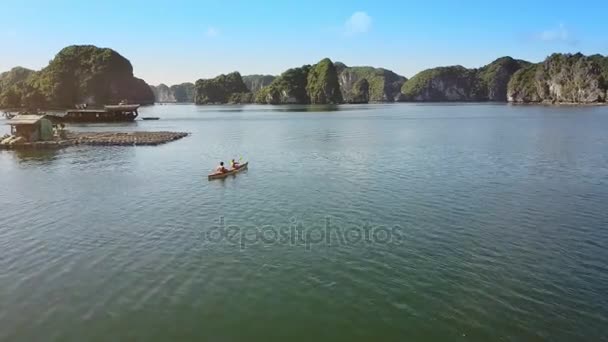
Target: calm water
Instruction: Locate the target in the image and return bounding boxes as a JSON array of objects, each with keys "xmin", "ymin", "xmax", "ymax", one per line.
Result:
[{"xmin": 1, "ymin": 104, "xmax": 607, "ymax": 341}]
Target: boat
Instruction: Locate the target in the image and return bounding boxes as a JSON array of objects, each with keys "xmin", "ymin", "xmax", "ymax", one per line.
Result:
[
  {"xmin": 47, "ymin": 104, "xmax": 140, "ymax": 123},
  {"xmin": 208, "ymin": 162, "xmax": 249, "ymax": 180},
  {"xmin": 142, "ymin": 117, "xmax": 160, "ymax": 121}
]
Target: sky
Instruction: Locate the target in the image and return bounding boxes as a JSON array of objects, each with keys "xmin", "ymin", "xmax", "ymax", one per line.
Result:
[{"xmin": 1, "ymin": 0, "xmax": 607, "ymax": 85}]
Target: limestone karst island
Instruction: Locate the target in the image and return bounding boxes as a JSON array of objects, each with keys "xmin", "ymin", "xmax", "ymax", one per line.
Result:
[
  {"xmin": 2, "ymin": 45, "xmax": 607, "ymax": 148},
  {"xmin": 3, "ymin": 45, "xmax": 607, "ymax": 110}
]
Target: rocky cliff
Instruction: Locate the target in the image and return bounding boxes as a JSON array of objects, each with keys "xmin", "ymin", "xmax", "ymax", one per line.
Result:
[
  {"xmin": 150, "ymin": 82, "xmax": 195, "ymax": 103},
  {"xmin": 400, "ymin": 66, "xmax": 482, "ymax": 101},
  {"xmin": 478, "ymin": 57, "xmax": 531, "ymax": 101},
  {"xmin": 306, "ymin": 58, "xmax": 342, "ymax": 104},
  {"xmin": 255, "ymin": 65, "xmax": 311, "ymax": 104},
  {"xmin": 507, "ymin": 53, "xmax": 608, "ymax": 103},
  {"xmin": 337, "ymin": 64, "xmax": 406, "ymax": 102},
  {"xmin": 1, "ymin": 46, "xmax": 155, "ymax": 108},
  {"xmin": 242, "ymin": 75, "xmax": 275, "ymax": 93},
  {"xmin": 28, "ymin": 45, "xmax": 155, "ymax": 107},
  {"xmin": 348, "ymin": 78, "xmax": 370, "ymax": 104},
  {"xmin": 400, "ymin": 57, "xmax": 528, "ymax": 102},
  {"xmin": 194, "ymin": 72, "xmax": 250, "ymax": 104},
  {"xmin": 150, "ymin": 84, "xmax": 176, "ymax": 102},
  {"xmin": 170, "ymin": 83, "xmax": 195, "ymax": 102},
  {"xmin": 256, "ymin": 58, "xmax": 347, "ymax": 105}
]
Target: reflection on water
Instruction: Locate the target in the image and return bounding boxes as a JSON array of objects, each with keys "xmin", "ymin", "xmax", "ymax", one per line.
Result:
[
  {"xmin": 0, "ymin": 103, "xmax": 607, "ymax": 341},
  {"xmin": 0, "ymin": 148, "xmax": 59, "ymax": 166},
  {"xmin": 12, "ymin": 149, "xmax": 59, "ymax": 164},
  {"xmin": 194, "ymin": 103, "xmax": 380, "ymax": 113},
  {"xmin": 272, "ymin": 104, "xmax": 342, "ymax": 112}
]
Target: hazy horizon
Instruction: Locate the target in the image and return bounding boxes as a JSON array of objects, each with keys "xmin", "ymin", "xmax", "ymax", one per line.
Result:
[{"xmin": 2, "ymin": 0, "xmax": 607, "ymax": 85}]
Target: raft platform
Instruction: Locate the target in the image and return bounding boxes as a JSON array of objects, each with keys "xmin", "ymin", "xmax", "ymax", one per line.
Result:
[{"xmin": 0, "ymin": 131, "xmax": 188, "ymax": 149}]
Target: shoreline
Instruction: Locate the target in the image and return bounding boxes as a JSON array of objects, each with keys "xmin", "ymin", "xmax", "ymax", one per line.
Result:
[
  {"xmin": 166, "ymin": 101, "xmax": 608, "ymax": 107},
  {"xmin": 188, "ymin": 102, "xmax": 608, "ymax": 107},
  {"xmin": 3, "ymin": 101, "xmax": 607, "ymax": 115}
]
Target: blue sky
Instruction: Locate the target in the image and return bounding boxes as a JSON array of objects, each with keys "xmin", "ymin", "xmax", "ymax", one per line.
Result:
[{"xmin": 1, "ymin": 0, "xmax": 607, "ymax": 85}]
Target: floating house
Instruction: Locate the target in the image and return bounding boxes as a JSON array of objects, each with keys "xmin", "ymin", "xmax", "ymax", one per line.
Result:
[{"xmin": 5, "ymin": 115, "xmax": 54, "ymax": 142}]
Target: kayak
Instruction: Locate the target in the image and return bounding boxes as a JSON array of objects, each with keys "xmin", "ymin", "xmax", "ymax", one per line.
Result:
[{"xmin": 208, "ymin": 162, "xmax": 248, "ymax": 180}]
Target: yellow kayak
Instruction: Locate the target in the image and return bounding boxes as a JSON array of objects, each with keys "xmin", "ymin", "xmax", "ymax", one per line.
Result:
[{"xmin": 208, "ymin": 162, "xmax": 249, "ymax": 180}]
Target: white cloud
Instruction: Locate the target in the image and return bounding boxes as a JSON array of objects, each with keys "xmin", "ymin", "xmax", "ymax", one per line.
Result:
[
  {"xmin": 344, "ymin": 11, "xmax": 372, "ymax": 36},
  {"xmin": 536, "ymin": 24, "xmax": 578, "ymax": 45},
  {"xmin": 205, "ymin": 27, "xmax": 220, "ymax": 38}
]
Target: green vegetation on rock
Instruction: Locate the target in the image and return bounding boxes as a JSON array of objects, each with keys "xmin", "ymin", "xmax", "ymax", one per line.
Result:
[
  {"xmin": 477, "ymin": 57, "xmax": 531, "ymax": 101},
  {"xmin": 306, "ymin": 58, "xmax": 342, "ymax": 104},
  {"xmin": 171, "ymin": 83, "xmax": 195, "ymax": 102},
  {"xmin": 401, "ymin": 66, "xmax": 482, "ymax": 101},
  {"xmin": 589, "ymin": 54, "xmax": 608, "ymax": 89},
  {"xmin": 242, "ymin": 75, "xmax": 276, "ymax": 93},
  {"xmin": 6, "ymin": 48, "xmax": 604, "ymax": 108},
  {"xmin": 33, "ymin": 45, "xmax": 154, "ymax": 107},
  {"xmin": 195, "ymin": 72, "xmax": 250, "ymax": 104},
  {"xmin": 400, "ymin": 57, "xmax": 528, "ymax": 102},
  {"xmin": 506, "ymin": 65, "xmax": 540, "ymax": 103},
  {"xmin": 0, "ymin": 67, "xmax": 35, "ymax": 108},
  {"xmin": 256, "ymin": 58, "xmax": 392, "ymax": 105},
  {"xmin": 0, "ymin": 67, "xmax": 34, "ymax": 91},
  {"xmin": 350, "ymin": 78, "xmax": 370, "ymax": 104},
  {"xmin": 0, "ymin": 88, "xmax": 21, "ymax": 108},
  {"xmin": 507, "ymin": 53, "xmax": 608, "ymax": 103},
  {"xmin": 228, "ymin": 92, "xmax": 254, "ymax": 104},
  {"xmin": 338, "ymin": 65, "xmax": 406, "ymax": 102},
  {"xmin": 0, "ymin": 45, "xmax": 154, "ymax": 109},
  {"xmin": 255, "ymin": 65, "xmax": 311, "ymax": 104}
]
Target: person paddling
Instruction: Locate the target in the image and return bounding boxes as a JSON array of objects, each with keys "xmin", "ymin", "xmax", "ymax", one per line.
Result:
[
  {"xmin": 216, "ymin": 161, "xmax": 228, "ymax": 173},
  {"xmin": 230, "ymin": 158, "xmax": 241, "ymax": 170}
]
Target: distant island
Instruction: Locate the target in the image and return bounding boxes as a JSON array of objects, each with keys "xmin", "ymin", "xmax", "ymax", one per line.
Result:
[
  {"xmin": 149, "ymin": 83, "xmax": 195, "ymax": 103},
  {"xmin": 1, "ymin": 45, "xmax": 607, "ymax": 109}
]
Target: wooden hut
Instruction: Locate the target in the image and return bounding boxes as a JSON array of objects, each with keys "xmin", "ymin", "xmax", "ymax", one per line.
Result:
[{"xmin": 6, "ymin": 115, "xmax": 54, "ymax": 142}]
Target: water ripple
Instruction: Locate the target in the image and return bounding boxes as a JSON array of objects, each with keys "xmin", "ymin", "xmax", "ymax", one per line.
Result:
[{"xmin": 1, "ymin": 104, "xmax": 607, "ymax": 340}]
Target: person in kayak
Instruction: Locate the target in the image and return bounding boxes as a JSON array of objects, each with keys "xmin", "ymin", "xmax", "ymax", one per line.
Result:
[
  {"xmin": 230, "ymin": 159, "xmax": 241, "ymax": 170},
  {"xmin": 216, "ymin": 161, "xmax": 228, "ymax": 173}
]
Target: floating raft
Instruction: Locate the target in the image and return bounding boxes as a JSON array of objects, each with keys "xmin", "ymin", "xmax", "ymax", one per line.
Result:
[
  {"xmin": 0, "ymin": 131, "xmax": 188, "ymax": 149},
  {"xmin": 68, "ymin": 132, "xmax": 188, "ymax": 146}
]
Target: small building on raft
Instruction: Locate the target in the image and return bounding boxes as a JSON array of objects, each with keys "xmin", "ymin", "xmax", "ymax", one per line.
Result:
[{"xmin": 4, "ymin": 114, "xmax": 54, "ymax": 143}]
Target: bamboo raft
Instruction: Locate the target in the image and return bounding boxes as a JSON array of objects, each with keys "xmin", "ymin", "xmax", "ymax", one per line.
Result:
[{"xmin": 0, "ymin": 131, "xmax": 188, "ymax": 149}]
